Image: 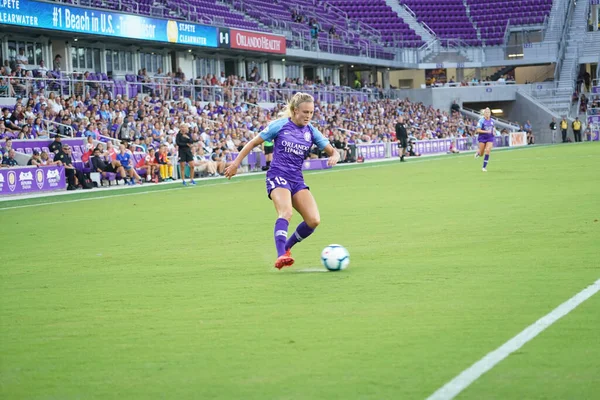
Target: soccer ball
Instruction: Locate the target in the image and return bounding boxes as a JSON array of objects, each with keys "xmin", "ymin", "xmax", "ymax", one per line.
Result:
[{"xmin": 321, "ymin": 244, "xmax": 350, "ymax": 271}]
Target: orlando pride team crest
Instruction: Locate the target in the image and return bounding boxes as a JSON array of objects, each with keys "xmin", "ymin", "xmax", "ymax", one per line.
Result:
[
  {"xmin": 36, "ymin": 169, "xmax": 44, "ymax": 189},
  {"xmin": 304, "ymin": 131, "xmax": 311, "ymax": 142}
]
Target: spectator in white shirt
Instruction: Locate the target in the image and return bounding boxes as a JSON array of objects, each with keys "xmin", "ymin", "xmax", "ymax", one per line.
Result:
[
  {"xmin": 38, "ymin": 60, "xmax": 48, "ymax": 73},
  {"xmin": 16, "ymin": 49, "xmax": 28, "ymax": 65}
]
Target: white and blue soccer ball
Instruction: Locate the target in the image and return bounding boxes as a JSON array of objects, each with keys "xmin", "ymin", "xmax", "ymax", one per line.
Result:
[{"xmin": 321, "ymin": 244, "xmax": 350, "ymax": 271}]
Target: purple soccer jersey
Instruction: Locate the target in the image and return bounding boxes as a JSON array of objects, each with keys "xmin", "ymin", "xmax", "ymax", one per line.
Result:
[
  {"xmin": 260, "ymin": 118, "xmax": 329, "ymax": 183},
  {"xmin": 477, "ymin": 117, "xmax": 495, "ymax": 143}
]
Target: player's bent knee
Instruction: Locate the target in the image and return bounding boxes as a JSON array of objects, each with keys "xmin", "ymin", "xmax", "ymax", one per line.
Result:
[
  {"xmin": 279, "ymin": 210, "xmax": 293, "ymax": 221},
  {"xmin": 306, "ymin": 216, "xmax": 320, "ymax": 228}
]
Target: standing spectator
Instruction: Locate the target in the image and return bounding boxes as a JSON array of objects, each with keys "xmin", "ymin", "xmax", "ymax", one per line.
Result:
[
  {"xmin": 49, "ymin": 135, "xmax": 63, "ymax": 154},
  {"xmin": 249, "ymin": 67, "xmax": 261, "ymax": 83},
  {"xmin": 53, "ymin": 54, "xmax": 62, "ymax": 71},
  {"xmin": 395, "ymin": 116, "xmax": 408, "ymax": 162},
  {"xmin": 262, "ymin": 137, "xmax": 274, "ymax": 171},
  {"xmin": 37, "ymin": 60, "xmax": 48, "ymax": 74},
  {"xmin": 560, "ymin": 116, "xmax": 568, "ymax": 142},
  {"xmin": 549, "ymin": 117, "xmax": 557, "ymax": 144},
  {"xmin": 175, "ymin": 123, "xmax": 196, "ymax": 186},
  {"xmin": 16, "ymin": 48, "xmax": 28, "ymax": 65},
  {"xmin": 572, "ymin": 117, "xmax": 582, "ymax": 142}
]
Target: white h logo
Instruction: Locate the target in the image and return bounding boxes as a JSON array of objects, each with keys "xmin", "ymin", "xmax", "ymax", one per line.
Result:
[{"xmin": 220, "ymin": 31, "xmax": 229, "ymax": 45}]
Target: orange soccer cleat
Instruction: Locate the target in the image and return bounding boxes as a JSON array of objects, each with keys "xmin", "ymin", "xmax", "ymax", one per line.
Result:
[{"xmin": 274, "ymin": 250, "xmax": 294, "ymax": 270}]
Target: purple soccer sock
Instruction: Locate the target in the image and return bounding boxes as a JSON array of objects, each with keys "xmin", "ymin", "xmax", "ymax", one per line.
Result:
[
  {"xmin": 483, "ymin": 154, "xmax": 490, "ymax": 168},
  {"xmin": 274, "ymin": 218, "xmax": 289, "ymax": 257},
  {"xmin": 285, "ymin": 221, "xmax": 315, "ymax": 251}
]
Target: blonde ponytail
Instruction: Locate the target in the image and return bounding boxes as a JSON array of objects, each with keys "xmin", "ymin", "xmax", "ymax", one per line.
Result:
[{"xmin": 278, "ymin": 92, "xmax": 314, "ymax": 119}]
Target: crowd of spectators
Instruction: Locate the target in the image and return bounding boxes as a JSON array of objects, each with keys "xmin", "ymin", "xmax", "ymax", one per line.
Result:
[{"xmin": 1, "ymin": 70, "xmax": 530, "ymax": 190}]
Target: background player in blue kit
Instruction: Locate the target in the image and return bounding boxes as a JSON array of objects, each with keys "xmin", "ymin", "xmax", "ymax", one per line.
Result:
[
  {"xmin": 224, "ymin": 93, "xmax": 340, "ymax": 269},
  {"xmin": 474, "ymin": 107, "xmax": 495, "ymax": 172}
]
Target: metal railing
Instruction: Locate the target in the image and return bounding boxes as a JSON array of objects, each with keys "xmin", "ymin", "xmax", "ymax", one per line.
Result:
[
  {"xmin": 461, "ymin": 106, "xmax": 521, "ymax": 130},
  {"xmin": 544, "ymin": 0, "xmax": 571, "ymax": 41},
  {"xmin": 553, "ymin": 0, "xmax": 575, "ymax": 83},
  {"xmin": 64, "ymin": 0, "xmax": 139, "ymax": 14},
  {"xmin": 0, "ymin": 75, "xmax": 382, "ymax": 104},
  {"xmin": 401, "ymin": 4, "xmax": 437, "ymax": 38},
  {"xmin": 42, "ymin": 119, "xmax": 74, "ymax": 137}
]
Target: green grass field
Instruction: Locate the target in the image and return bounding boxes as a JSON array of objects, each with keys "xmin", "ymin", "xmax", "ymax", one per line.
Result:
[{"xmin": 1, "ymin": 143, "xmax": 599, "ymax": 400}]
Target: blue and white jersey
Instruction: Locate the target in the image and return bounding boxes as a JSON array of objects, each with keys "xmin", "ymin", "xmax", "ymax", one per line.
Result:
[
  {"xmin": 260, "ymin": 118, "xmax": 329, "ymax": 181},
  {"xmin": 477, "ymin": 117, "xmax": 494, "ymax": 134}
]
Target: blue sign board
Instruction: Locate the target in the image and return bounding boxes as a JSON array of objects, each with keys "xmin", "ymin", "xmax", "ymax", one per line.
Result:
[{"xmin": 0, "ymin": 0, "xmax": 218, "ymax": 47}]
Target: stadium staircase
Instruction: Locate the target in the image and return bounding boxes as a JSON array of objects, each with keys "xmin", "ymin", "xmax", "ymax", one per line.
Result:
[
  {"xmin": 384, "ymin": 1, "xmax": 436, "ymax": 43},
  {"xmin": 461, "ymin": 0, "xmax": 482, "ymax": 42},
  {"xmin": 528, "ymin": 0, "xmax": 589, "ymax": 117},
  {"xmin": 555, "ymin": 0, "xmax": 588, "ymax": 93},
  {"xmin": 489, "ymin": 65, "xmax": 516, "ymax": 81}
]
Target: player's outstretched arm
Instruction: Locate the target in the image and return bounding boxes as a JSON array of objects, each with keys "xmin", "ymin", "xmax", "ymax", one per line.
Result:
[
  {"xmin": 323, "ymin": 144, "xmax": 340, "ymax": 167},
  {"xmin": 224, "ymin": 135, "xmax": 265, "ymax": 179}
]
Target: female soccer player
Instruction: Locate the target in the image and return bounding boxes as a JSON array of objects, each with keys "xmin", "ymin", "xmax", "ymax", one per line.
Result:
[
  {"xmin": 474, "ymin": 107, "xmax": 495, "ymax": 172},
  {"xmin": 224, "ymin": 93, "xmax": 340, "ymax": 269}
]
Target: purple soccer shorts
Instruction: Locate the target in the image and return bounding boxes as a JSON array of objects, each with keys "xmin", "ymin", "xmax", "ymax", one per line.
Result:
[
  {"xmin": 478, "ymin": 133, "xmax": 495, "ymax": 144},
  {"xmin": 266, "ymin": 175, "xmax": 309, "ymax": 199}
]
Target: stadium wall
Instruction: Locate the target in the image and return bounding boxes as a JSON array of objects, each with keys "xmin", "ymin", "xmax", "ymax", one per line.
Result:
[
  {"xmin": 514, "ymin": 65, "xmax": 555, "ymax": 84},
  {"xmin": 389, "ymin": 70, "xmax": 426, "ymax": 89},
  {"xmin": 431, "ymin": 86, "xmax": 521, "ymax": 111},
  {"xmin": 505, "ymin": 92, "xmax": 559, "ymax": 144}
]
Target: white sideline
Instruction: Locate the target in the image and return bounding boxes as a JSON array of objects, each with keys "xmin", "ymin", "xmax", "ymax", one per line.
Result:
[{"xmin": 426, "ymin": 278, "xmax": 600, "ymax": 400}]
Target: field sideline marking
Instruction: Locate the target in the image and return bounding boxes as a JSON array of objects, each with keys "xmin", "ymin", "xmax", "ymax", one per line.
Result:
[
  {"xmin": 426, "ymin": 278, "xmax": 600, "ymax": 400},
  {"xmin": 0, "ymin": 153, "xmax": 458, "ymax": 210},
  {"xmin": 0, "ymin": 181, "xmax": 243, "ymax": 211},
  {"xmin": 0, "ymin": 143, "xmax": 590, "ymax": 211}
]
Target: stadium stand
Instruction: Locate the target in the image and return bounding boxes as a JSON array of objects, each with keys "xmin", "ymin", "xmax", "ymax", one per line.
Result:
[{"xmin": 2, "ymin": 72, "xmax": 511, "ymax": 189}]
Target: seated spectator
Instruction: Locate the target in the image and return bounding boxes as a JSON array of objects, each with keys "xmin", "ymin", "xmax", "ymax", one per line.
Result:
[
  {"xmin": 192, "ymin": 145, "xmax": 218, "ymax": 177},
  {"xmin": 1, "ymin": 108, "xmax": 19, "ymax": 132},
  {"xmin": 116, "ymin": 144, "xmax": 142, "ymax": 185},
  {"xmin": 527, "ymin": 130, "xmax": 535, "ymax": 145},
  {"xmin": 91, "ymin": 147, "xmax": 126, "ymax": 181},
  {"xmin": 142, "ymin": 148, "xmax": 159, "ymax": 183},
  {"xmin": 156, "ymin": 144, "xmax": 174, "ymax": 181},
  {"xmin": 27, "ymin": 150, "xmax": 42, "ymax": 166},
  {"xmin": 448, "ymin": 139, "xmax": 460, "ymax": 154},
  {"xmin": 85, "ymin": 135, "xmax": 95, "ymax": 152},
  {"xmin": 332, "ymin": 133, "xmax": 348, "ymax": 163},
  {"xmin": 1, "ymin": 148, "xmax": 18, "ymax": 167},
  {"xmin": 54, "ymin": 145, "xmax": 85, "ymax": 190},
  {"xmin": 39, "ymin": 150, "xmax": 61, "ymax": 166},
  {"xmin": 19, "ymin": 125, "xmax": 34, "ymax": 140}
]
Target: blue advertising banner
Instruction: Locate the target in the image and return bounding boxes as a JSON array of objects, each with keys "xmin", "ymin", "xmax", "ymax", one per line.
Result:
[{"xmin": 0, "ymin": 0, "xmax": 218, "ymax": 47}]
